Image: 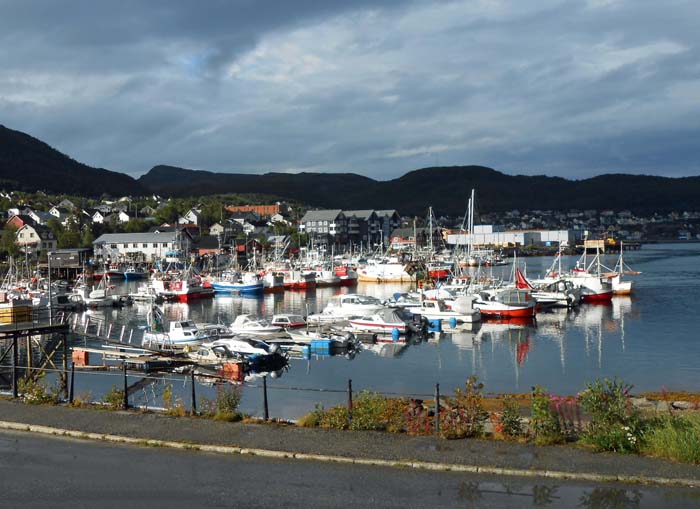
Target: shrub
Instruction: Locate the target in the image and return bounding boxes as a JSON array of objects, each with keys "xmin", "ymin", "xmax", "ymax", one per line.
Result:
[
  {"xmin": 498, "ymin": 396, "xmax": 524, "ymax": 439},
  {"xmin": 439, "ymin": 375, "xmax": 486, "ymax": 439},
  {"xmin": 644, "ymin": 414, "xmax": 700, "ymax": 464},
  {"xmin": 70, "ymin": 391, "xmax": 93, "ymax": 408},
  {"xmin": 162, "ymin": 384, "xmax": 187, "ymax": 416},
  {"xmin": 319, "ymin": 406, "xmax": 349, "ymax": 430},
  {"xmin": 103, "ymin": 385, "xmax": 125, "ymax": 410},
  {"xmin": 405, "ymin": 399, "xmax": 433, "ymax": 435},
  {"xmin": 579, "ymin": 378, "xmax": 647, "ymax": 453},
  {"xmin": 382, "ymin": 397, "xmax": 408, "ymax": 433},
  {"xmin": 213, "ymin": 384, "xmax": 242, "ymax": 421},
  {"xmin": 530, "ymin": 386, "xmax": 564, "ymax": 445},
  {"xmin": 18, "ymin": 374, "xmax": 60, "ymax": 405},
  {"xmin": 298, "ymin": 404, "xmax": 326, "ymax": 428}
]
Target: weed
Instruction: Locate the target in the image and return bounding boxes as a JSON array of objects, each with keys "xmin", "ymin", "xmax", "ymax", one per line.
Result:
[
  {"xmin": 405, "ymin": 399, "xmax": 433, "ymax": 435},
  {"xmin": 70, "ymin": 391, "xmax": 93, "ymax": 408},
  {"xmin": 439, "ymin": 375, "xmax": 487, "ymax": 439},
  {"xmin": 17, "ymin": 373, "xmax": 60, "ymax": 405},
  {"xmin": 498, "ymin": 396, "xmax": 524, "ymax": 439},
  {"xmin": 319, "ymin": 406, "xmax": 349, "ymax": 430},
  {"xmin": 579, "ymin": 378, "xmax": 647, "ymax": 453},
  {"xmin": 297, "ymin": 404, "xmax": 326, "ymax": 428},
  {"xmin": 103, "ymin": 385, "xmax": 125, "ymax": 410},
  {"xmin": 530, "ymin": 386, "xmax": 564, "ymax": 445}
]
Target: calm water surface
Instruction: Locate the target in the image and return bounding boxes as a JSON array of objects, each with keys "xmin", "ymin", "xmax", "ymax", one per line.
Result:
[{"xmin": 64, "ymin": 243, "xmax": 700, "ymax": 419}]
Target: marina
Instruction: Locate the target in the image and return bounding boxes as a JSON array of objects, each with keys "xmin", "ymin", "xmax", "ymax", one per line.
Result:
[{"xmin": 1, "ymin": 242, "xmax": 698, "ymax": 421}]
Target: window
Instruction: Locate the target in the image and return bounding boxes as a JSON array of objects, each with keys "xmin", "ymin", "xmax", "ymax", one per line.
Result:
[
  {"xmin": 30, "ymin": 233, "xmax": 35, "ymax": 238},
  {"xmin": 110, "ymin": 244, "xmax": 117, "ymax": 249},
  {"xmin": 153, "ymin": 243, "xmax": 157, "ymax": 248},
  {"xmin": 133, "ymin": 243, "xmax": 138, "ymax": 248},
  {"xmin": 162, "ymin": 243, "xmax": 168, "ymax": 247},
  {"xmin": 143, "ymin": 243, "xmax": 148, "ymax": 248}
]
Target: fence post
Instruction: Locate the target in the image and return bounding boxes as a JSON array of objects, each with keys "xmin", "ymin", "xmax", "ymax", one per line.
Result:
[
  {"xmin": 122, "ymin": 363, "xmax": 129, "ymax": 410},
  {"xmin": 62, "ymin": 334, "xmax": 68, "ymax": 398},
  {"xmin": 262, "ymin": 376, "xmax": 269, "ymax": 421},
  {"xmin": 348, "ymin": 379, "xmax": 353, "ymax": 423},
  {"xmin": 190, "ymin": 371, "xmax": 197, "ymax": 415},
  {"xmin": 69, "ymin": 363, "xmax": 75, "ymax": 404},
  {"xmin": 11, "ymin": 336, "xmax": 18, "ymax": 399},
  {"xmin": 434, "ymin": 383, "xmax": 440, "ymax": 436}
]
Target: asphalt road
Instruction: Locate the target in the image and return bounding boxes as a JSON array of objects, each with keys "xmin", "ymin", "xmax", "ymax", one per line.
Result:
[{"xmin": 1, "ymin": 430, "xmax": 699, "ymax": 508}]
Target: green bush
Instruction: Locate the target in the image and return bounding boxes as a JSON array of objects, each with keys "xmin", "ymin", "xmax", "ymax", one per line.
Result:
[
  {"xmin": 319, "ymin": 406, "xmax": 349, "ymax": 430},
  {"xmin": 298, "ymin": 404, "xmax": 326, "ymax": 428},
  {"xmin": 213, "ymin": 384, "xmax": 242, "ymax": 421},
  {"xmin": 103, "ymin": 385, "xmax": 125, "ymax": 410},
  {"xmin": 530, "ymin": 386, "xmax": 564, "ymax": 445},
  {"xmin": 579, "ymin": 378, "xmax": 646, "ymax": 453},
  {"xmin": 499, "ymin": 396, "xmax": 524, "ymax": 439},
  {"xmin": 644, "ymin": 414, "xmax": 700, "ymax": 463},
  {"xmin": 18, "ymin": 374, "xmax": 60, "ymax": 405}
]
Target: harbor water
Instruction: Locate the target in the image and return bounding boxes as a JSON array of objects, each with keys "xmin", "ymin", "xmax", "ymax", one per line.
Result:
[{"xmin": 35, "ymin": 243, "xmax": 700, "ymax": 419}]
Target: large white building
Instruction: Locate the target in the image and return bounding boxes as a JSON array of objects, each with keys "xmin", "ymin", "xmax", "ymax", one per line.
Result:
[
  {"xmin": 447, "ymin": 225, "xmax": 580, "ymax": 247},
  {"xmin": 93, "ymin": 232, "xmax": 189, "ymax": 262}
]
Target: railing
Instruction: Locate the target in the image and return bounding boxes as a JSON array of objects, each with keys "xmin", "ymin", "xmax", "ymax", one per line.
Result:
[{"xmin": 67, "ymin": 313, "xmax": 145, "ymax": 346}]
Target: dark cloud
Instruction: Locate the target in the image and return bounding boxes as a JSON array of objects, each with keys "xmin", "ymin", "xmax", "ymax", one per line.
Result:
[{"xmin": 0, "ymin": 0, "xmax": 698, "ymax": 180}]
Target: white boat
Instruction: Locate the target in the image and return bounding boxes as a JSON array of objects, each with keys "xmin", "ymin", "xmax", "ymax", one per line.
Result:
[
  {"xmin": 129, "ymin": 284, "xmax": 159, "ymax": 302},
  {"xmin": 357, "ymin": 258, "xmax": 416, "ymax": 283},
  {"xmin": 411, "ymin": 297, "xmax": 481, "ymax": 323},
  {"xmin": 348, "ymin": 307, "xmax": 422, "ymax": 334},
  {"xmin": 229, "ymin": 314, "xmax": 284, "ymax": 337},
  {"xmin": 515, "ymin": 268, "xmax": 581, "ymax": 308},
  {"xmin": 314, "ymin": 269, "xmax": 341, "ymax": 287},
  {"xmin": 314, "ymin": 293, "xmax": 386, "ymax": 319},
  {"xmin": 142, "ymin": 306, "xmax": 211, "ymax": 351},
  {"xmin": 206, "ymin": 337, "xmax": 288, "ymax": 371}
]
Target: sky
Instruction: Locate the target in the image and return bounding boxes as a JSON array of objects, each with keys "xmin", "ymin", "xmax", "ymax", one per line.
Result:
[{"xmin": 1, "ymin": 0, "xmax": 699, "ymax": 180}]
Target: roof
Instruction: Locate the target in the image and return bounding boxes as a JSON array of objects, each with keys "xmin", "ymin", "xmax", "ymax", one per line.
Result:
[
  {"xmin": 300, "ymin": 209, "xmax": 343, "ymax": 222},
  {"xmin": 93, "ymin": 232, "xmax": 178, "ymax": 244},
  {"xmin": 374, "ymin": 210, "xmax": 399, "ymax": 218},
  {"xmin": 193, "ymin": 235, "xmax": 220, "ymax": 250},
  {"xmin": 344, "ymin": 210, "xmax": 376, "ymax": 220}
]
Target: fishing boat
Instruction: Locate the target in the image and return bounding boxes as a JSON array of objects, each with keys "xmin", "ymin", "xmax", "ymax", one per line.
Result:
[
  {"xmin": 314, "ymin": 269, "xmax": 341, "ymax": 287},
  {"xmin": 473, "ymin": 288, "xmax": 537, "ymax": 318},
  {"xmin": 210, "ymin": 271, "xmax": 264, "ymax": 295},
  {"xmin": 142, "ymin": 306, "xmax": 211, "ymax": 351},
  {"xmin": 151, "ymin": 272, "xmax": 214, "ymax": 303},
  {"xmin": 262, "ymin": 271, "xmax": 285, "ymax": 293},
  {"xmin": 282, "ymin": 269, "xmax": 316, "ymax": 290},
  {"xmin": 334, "ymin": 264, "xmax": 358, "ymax": 286},
  {"xmin": 357, "ymin": 258, "xmax": 416, "ymax": 283},
  {"xmin": 123, "ymin": 266, "xmax": 149, "ymax": 280}
]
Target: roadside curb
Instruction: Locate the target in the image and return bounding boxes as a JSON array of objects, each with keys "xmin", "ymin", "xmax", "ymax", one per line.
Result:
[{"xmin": 1, "ymin": 420, "xmax": 698, "ymax": 488}]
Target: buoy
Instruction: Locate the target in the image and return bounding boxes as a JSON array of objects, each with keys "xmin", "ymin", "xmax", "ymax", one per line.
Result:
[
  {"xmin": 449, "ymin": 317, "xmax": 458, "ymax": 328},
  {"xmin": 391, "ymin": 328, "xmax": 400, "ymax": 342}
]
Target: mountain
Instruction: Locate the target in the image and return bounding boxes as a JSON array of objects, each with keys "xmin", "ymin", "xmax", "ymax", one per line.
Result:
[
  {"xmin": 138, "ymin": 164, "xmax": 700, "ymax": 216},
  {"xmin": 0, "ymin": 125, "xmax": 145, "ymax": 196}
]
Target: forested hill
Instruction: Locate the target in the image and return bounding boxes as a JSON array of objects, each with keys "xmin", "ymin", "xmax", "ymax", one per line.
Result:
[
  {"xmin": 3, "ymin": 123, "xmax": 700, "ymax": 215},
  {"xmin": 139, "ymin": 164, "xmax": 700, "ymax": 216},
  {"xmin": 0, "ymin": 125, "xmax": 145, "ymax": 196}
]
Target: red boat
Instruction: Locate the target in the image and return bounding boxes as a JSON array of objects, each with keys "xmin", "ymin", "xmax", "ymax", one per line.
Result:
[
  {"xmin": 473, "ymin": 288, "xmax": 537, "ymax": 318},
  {"xmin": 282, "ymin": 271, "xmax": 316, "ymax": 290},
  {"xmin": 334, "ymin": 265, "xmax": 358, "ymax": 286}
]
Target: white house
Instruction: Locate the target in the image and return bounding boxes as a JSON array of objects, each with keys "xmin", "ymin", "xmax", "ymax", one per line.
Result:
[
  {"xmin": 15, "ymin": 224, "xmax": 57, "ymax": 255},
  {"xmin": 92, "ymin": 211, "xmax": 106, "ymax": 224},
  {"xmin": 178, "ymin": 208, "xmax": 202, "ymax": 225},
  {"xmin": 93, "ymin": 232, "xmax": 189, "ymax": 262}
]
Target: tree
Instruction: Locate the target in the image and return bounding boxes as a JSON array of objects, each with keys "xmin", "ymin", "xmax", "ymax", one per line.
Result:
[
  {"xmin": 0, "ymin": 225, "xmax": 20, "ymax": 258},
  {"xmin": 80, "ymin": 227, "xmax": 95, "ymax": 249}
]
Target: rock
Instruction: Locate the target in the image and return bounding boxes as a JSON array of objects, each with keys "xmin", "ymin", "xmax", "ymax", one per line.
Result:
[
  {"xmin": 671, "ymin": 401, "xmax": 694, "ymax": 411},
  {"xmin": 630, "ymin": 397, "xmax": 656, "ymax": 409}
]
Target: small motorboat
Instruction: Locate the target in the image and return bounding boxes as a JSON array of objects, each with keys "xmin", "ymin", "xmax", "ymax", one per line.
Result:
[
  {"xmin": 348, "ymin": 307, "xmax": 425, "ymax": 334},
  {"xmin": 142, "ymin": 306, "xmax": 212, "ymax": 351},
  {"xmin": 229, "ymin": 314, "xmax": 284, "ymax": 337},
  {"xmin": 271, "ymin": 314, "xmax": 307, "ymax": 329}
]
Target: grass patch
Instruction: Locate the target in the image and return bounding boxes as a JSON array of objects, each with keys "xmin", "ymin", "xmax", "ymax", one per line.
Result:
[{"xmin": 644, "ymin": 413, "xmax": 700, "ymax": 463}]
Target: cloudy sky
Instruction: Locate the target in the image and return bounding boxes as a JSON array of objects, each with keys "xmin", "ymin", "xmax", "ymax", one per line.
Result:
[{"xmin": 1, "ymin": 0, "xmax": 699, "ymax": 180}]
